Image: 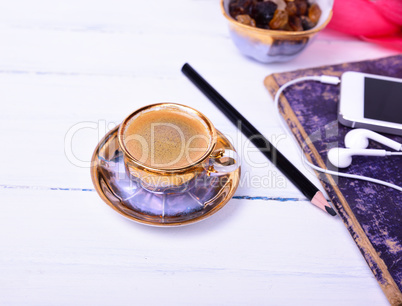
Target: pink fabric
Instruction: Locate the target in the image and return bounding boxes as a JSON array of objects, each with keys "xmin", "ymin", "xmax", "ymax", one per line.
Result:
[
  {"xmin": 328, "ymin": 0, "xmax": 402, "ymax": 50},
  {"xmin": 374, "ymin": 0, "xmax": 402, "ymax": 26}
]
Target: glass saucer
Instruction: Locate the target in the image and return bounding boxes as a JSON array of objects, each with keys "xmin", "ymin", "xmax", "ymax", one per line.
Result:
[{"xmin": 91, "ymin": 126, "xmax": 240, "ymax": 226}]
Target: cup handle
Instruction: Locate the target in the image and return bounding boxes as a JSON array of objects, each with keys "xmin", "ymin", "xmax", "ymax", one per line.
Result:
[{"xmin": 208, "ymin": 149, "xmax": 240, "ymax": 176}]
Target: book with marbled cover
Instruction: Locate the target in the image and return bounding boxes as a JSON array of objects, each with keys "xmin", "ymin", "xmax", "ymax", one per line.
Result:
[{"xmin": 264, "ymin": 55, "xmax": 402, "ymax": 305}]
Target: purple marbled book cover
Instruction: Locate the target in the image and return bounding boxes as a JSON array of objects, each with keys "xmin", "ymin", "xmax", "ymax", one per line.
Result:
[{"xmin": 265, "ymin": 55, "xmax": 402, "ymax": 305}]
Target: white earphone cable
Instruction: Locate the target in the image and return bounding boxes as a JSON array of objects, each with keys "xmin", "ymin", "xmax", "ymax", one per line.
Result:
[{"xmin": 274, "ymin": 76, "xmax": 402, "ymax": 192}]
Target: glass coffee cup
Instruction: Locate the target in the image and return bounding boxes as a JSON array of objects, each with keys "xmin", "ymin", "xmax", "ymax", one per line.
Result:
[{"xmin": 117, "ymin": 103, "xmax": 239, "ymax": 194}]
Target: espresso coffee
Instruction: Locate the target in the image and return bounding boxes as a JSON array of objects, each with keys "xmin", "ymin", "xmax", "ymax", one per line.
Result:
[{"xmin": 123, "ymin": 108, "xmax": 211, "ymax": 169}]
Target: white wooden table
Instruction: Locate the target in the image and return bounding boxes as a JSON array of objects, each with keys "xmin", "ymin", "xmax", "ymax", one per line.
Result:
[{"xmin": 0, "ymin": 1, "xmax": 398, "ymax": 305}]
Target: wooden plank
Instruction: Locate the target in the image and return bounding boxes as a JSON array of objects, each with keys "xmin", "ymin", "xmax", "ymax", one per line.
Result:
[{"xmin": 0, "ymin": 188, "xmax": 387, "ymax": 305}]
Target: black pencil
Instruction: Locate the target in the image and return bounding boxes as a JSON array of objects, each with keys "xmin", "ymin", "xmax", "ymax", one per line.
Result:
[{"xmin": 181, "ymin": 63, "xmax": 336, "ymax": 216}]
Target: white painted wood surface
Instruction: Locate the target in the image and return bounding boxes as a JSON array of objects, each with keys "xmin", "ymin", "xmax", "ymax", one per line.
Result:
[{"xmin": 0, "ymin": 1, "xmax": 398, "ymax": 304}]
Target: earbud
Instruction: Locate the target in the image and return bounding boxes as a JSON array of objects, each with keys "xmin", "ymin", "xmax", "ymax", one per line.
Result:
[
  {"xmin": 344, "ymin": 129, "xmax": 402, "ymax": 151},
  {"xmin": 328, "ymin": 130, "xmax": 402, "ymax": 168},
  {"xmin": 327, "ymin": 148, "xmax": 389, "ymax": 168}
]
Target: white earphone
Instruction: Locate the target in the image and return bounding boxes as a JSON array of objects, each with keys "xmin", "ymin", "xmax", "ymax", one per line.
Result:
[
  {"xmin": 344, "ymin": 128, "xmax": 402, "ymax": 151},
  {"xmin": 327, "ymin": 129, "xmax": 402, "ymax": 168}
]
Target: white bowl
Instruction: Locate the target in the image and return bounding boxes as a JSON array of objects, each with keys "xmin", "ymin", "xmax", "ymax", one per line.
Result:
[{"xmin": 221, "ymin": 0, "xmax": 334, "ymax": 63}]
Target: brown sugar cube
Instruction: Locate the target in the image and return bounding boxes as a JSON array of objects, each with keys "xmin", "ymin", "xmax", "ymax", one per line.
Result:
[
  {"xmin": 288, "ymin": 15, "xmax": 303, "ymax": 31},
  {"xmin": 229, "ymin": 0, "xmax": 254, "ymax": 18},
  {"xmin": 295, "ymin": 0, "xmax": 308, "ymax": 15},
  {"xmin": 308, "ymin": 3, "xmax": 322, "ymax": 24},
  {"xmin": 285, "ymin": 1, "xmax": 298, "ymax": 16},
  {"xmin": 236, "ymin": 14, "xmax": 257, "ymax": 26},
  {"xmin": 269, "ymin": 10, "xmax": 289, "ymax": 29},
  {"xmin": 301, "ymin": 15, "xmax": 315, "ymax": 30}
]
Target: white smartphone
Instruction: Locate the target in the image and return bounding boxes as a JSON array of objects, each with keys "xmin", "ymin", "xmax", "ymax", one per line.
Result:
[{"xmin": 339, "ymin": 71, "xmax": 402, "ymax": 136}]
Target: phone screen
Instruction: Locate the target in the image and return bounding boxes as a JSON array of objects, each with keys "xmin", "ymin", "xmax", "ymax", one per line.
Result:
[{"xmin": 364, "ymin": 77, "xmax": 402, "ymax": 124}]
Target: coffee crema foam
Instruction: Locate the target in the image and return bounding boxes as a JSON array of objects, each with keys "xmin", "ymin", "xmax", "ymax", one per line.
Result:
[{"xmin": 123, "ymin": 108, "xmax": 211, "ymax": 169}]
